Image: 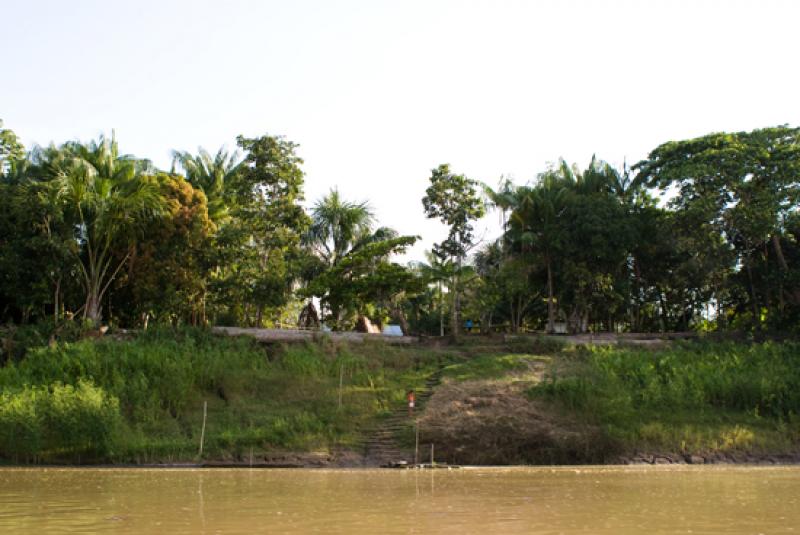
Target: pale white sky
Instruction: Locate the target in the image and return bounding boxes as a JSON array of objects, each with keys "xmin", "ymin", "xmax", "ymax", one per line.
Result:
[{"xmin": 3, "ymin": 0, "xmax": 799, "ymax": 260}]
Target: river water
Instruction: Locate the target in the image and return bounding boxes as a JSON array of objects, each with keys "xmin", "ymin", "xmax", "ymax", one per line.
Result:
[{"xmin": 1, "ymin": 466, "xmax": 798, "ymax": 533}]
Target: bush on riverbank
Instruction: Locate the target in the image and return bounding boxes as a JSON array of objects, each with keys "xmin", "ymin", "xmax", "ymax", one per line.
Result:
[
  {"xmin": 0, "ymin": 380, "xmax": 120, "ymax": 462},
  {"xmin": 531, "ymin": 341, "xmax": 800, "ymax": 454}
]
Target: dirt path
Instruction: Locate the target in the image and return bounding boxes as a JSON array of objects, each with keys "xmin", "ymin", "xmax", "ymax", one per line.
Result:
[
  {"xmin": 213, "ymin": 326, "xmax": 419, "ymax": 344},
  {"xmin": 362, "ymin": 368, "xmax": 444, "ymax": 467},
  {"xmin": 410, "ymin": 357, "xmax": 610, "ymax": 465}
]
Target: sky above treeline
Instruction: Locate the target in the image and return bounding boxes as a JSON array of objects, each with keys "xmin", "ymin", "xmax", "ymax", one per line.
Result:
[{"xmin": 3, "ymin": 0, "xmax": 799, "ymax": 261}]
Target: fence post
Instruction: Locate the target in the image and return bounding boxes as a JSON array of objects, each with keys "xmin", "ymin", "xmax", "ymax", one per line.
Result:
[
  {"xmin": 198, "ymin": 400, "xmax": 207, "ymax": 457},
  {"xmin": 415, "ymin": 419, "xmax": 419, "ymax": 467}
]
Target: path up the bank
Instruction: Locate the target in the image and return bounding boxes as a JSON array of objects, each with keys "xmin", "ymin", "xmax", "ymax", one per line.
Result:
[{"xmin": 362, "ymin": 368, "xmax": 443, "ymax": 467}]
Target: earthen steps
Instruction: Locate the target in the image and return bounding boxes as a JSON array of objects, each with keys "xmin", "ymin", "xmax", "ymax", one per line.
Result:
[{"xmin": 362, "ymin": 366, "xmax": 444, "ymax": 466}]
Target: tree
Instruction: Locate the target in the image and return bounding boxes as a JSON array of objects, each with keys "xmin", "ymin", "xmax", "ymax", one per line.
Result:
[
  {"xmin": 305, "ymin": 188, "xmax": 375, "ymax": 268},
  {"xmin": 416, "ymin": 250, "xmax": 455, "ymax": 336},
  {"xmin": 112, "ymin": 174, "xmax": 214, "ymax": 326},
  {"xmin": 422, "ymin": 164, "xmax": 485, "ymax": 337},
  {"xmin": 171, "ymin": 147, "xmax": 240, "ymax": 225},
  {"xmin": 472, "ymin": 240, "xmax": 541, "ymax": 333},
  {"xmin": 211, "ymin": 134, "xmax": 309, "ymax": 326},
  {"xmin": 505, "ymin": 171, "xmax": 569, "ymax": 333},
  {"xmin": 33, "ymin": 135, "xmax": 164, "ymax": 324},
  {"xmin": 303, "ymin": 190, "xmax": 418, "ymax": 328},
  {"xmin": 635, "ymin": 126, "xmax": 800, "ymax": 330},
  {"xmin": 0, "ymin": 173, "xmax": 76, "ymax": 324},
  {"xmin": 0, "ymin": 119, "xmax": 25, "ymax": 175}
]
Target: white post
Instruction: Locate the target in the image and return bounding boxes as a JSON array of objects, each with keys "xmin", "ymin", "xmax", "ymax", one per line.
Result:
[
  {"xmin": 198, "ymin": 401, "xmax": 207, "ymax": 457},
  {"xmin": 415, "ymin": 420, "xmax": 420, "ymax": 467}
]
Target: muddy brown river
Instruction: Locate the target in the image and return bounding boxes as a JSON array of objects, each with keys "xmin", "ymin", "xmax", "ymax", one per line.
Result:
[{"xmin": 1, "ymin": 466, "xmax": 798, "ymax": 533}]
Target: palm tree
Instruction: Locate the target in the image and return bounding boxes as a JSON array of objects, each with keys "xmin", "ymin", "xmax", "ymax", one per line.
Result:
[
  {"xmin": 38, "ymin": 134, "xmax": 164, "ymax": 324},
  {"xmin": 416, "ymin": 250, "xmax": 455, "ymax": 336},
  {"xmin": 305, "ymin": 188, "xmax": 376, "ymax": 267},
  {"xmin": 303, "ymin": 189, "xmax": 402, "ymax": 327},
  {"xmin": 171, "ymin": 147, "xmax": 240, "ymax": 224},
  {"xmin": 506, "ymin": 170, "xmax": 569, "ymax": 333}
]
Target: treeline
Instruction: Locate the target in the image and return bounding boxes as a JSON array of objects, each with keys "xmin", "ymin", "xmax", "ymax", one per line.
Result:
[
  {"xmin": 0, "ymin": 123, "xmax": 416, "ymax": 338},
  {"xmin": 1, "ymin": 120, "xmax": 799, "ymax": 340},
  {"xmin": 472, "ymin": 127, "xmax": 800, "ymax": 335}
]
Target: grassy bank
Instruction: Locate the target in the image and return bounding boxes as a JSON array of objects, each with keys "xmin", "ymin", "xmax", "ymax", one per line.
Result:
[
  {"xmin": 3, "ymin": 331, "xmax": 798, "ymax": 465},
  {"xmin": 0, "ymin": 328, "xmax": 452, "ymax": 464},
  {"xmin": 531, "ymin": 341, "xmax": 800, "ymax": 457}
]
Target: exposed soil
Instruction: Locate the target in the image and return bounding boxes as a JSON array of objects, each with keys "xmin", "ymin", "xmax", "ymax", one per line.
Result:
[{"xmin": 414, "ymin": 359, "xmax": 619, "ymax": 465}]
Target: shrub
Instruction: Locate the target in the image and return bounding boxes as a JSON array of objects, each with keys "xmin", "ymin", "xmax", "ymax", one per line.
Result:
[{"xmin": 0, "ymin": 380, "xmax": 121, "ymax": 461}]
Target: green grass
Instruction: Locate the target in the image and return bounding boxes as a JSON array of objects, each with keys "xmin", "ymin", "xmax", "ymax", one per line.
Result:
[
  {"xmin": 4, "ymin": 331, "xmax": 796, "ymax": 464},
  {"xmin": 0, "ymin": 328, "xmax": 455, "ymax": 464},
  {"xmin": 441, "ymin": 353, "xmax": 549, "ymax": 382},
  {"xmin": 530, "ymin": 341, "xmax": 800, "ymax": 455}
]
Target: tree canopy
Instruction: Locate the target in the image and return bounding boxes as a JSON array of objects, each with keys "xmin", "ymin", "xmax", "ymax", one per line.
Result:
[{"xmin": 1, "ymin": 120, "xmax": 799, "ymax": 336}]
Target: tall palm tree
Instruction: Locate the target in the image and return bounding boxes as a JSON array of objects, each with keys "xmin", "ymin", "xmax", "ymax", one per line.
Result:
[
  {"xmin": 416, "ymin": 250, "xmax": 455, "ymax": 336},
  {"xmin": 303, "ymin": 189, "xmax": 403, "ymax": 327},
  {"xmin": 305, "ymin": 188, "xmax": 376, "ymax": 267},
  {"xmin": 171, "ymin": 147, "xmax": 240, "ymax": 224},
  {"xmin": 38, "ymin": 134, "xmax": 164, "ymax": 323},
  {"xmin": 506, "ymin": 171, "xmax": 569, "ymax": 333}
]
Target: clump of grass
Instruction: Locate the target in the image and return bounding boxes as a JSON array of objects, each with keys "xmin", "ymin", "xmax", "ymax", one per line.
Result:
[
  {"xmin": 507, "ymin": 335, "xmax": 568, "ymax": 355},
  {"xmin": 0, "ymin": 380, "xmax": 120, "ymax": 463}
]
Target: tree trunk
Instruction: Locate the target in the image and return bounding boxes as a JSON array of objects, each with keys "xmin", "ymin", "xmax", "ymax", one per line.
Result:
[
  {"xmin": 53, "ymin": 277, "xmax": 61, "ymax": 326},
  {"xmin": 392, "ymin": 307, "xmax": 410, "ymax": 335},
  {"xmin": 546, "ymin": 257, "xmax": 555, "ymax": 334},
  {"xmin": 84, "ymin": 291, "xmax": 102, "ymax": 325},
  {"xmin": 633, "ymin": 256, "xmax": 642, "ymax": 331},
  {"xmin": 745, "ymin": 258, "xmax": 761, "ymax": 331},
  {"xmin": 438, "ymin": 281, "xmax": 444, "ymax": 337},
  {"xmin": 451, "ymin": 257, "xmax": 461, "ymax": 339},
  {"xmin": 656, "ymin": 288, "xmax": 667, "ymax": 332},
  {"xmin": 514, "ymin": 295, "xmax": 525, "ymax": 333},
  {"xmin": 772, "ymin": 234, "xmax": 800, "ymax": 305}
]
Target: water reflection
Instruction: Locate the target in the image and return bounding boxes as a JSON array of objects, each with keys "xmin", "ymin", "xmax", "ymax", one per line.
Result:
[{"xmin": 0, "ymin": 466, "xmax": 798, "ymax": 533}]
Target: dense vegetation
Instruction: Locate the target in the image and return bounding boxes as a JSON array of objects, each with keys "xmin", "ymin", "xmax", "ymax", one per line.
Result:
[
  {"xmin": 533, "ymin": 342, "xmax": 800, "ymax": 455},
  {"xmin": 0, "ymin": 325, "xmax": 797, "ymax": 463},
  {"xmin": 1, "ymin": 119, "xmax": 799, "ymax": 464},
  {"xmin": 0, "ymin": 329, "xmax": 450, "ymax": 463},
  {"xmin": 2, "ymin": 120, "xmax": 800, "ymax": 341}
]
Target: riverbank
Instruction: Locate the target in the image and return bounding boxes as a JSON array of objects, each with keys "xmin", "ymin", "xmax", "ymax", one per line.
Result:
[
  {"xmin": 0, "ymin": 330, "xmax": 798, "ymax": 466},
  {"xmin": 416, "ymin": 339, "xmax": 800, "ymax": 466}
]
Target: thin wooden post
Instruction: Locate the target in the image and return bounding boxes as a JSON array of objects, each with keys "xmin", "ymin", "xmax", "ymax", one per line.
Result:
[
  {"xmin": 430, "ymin": 443, "xmax": 434, "ymax": 466},
  {"xmin": 198, "ymin": 401, "xmax": 207, "ymax": 457},
  {"xmin": 415, "ymin": 420, "xmax": 420, "ymax": 467}
]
